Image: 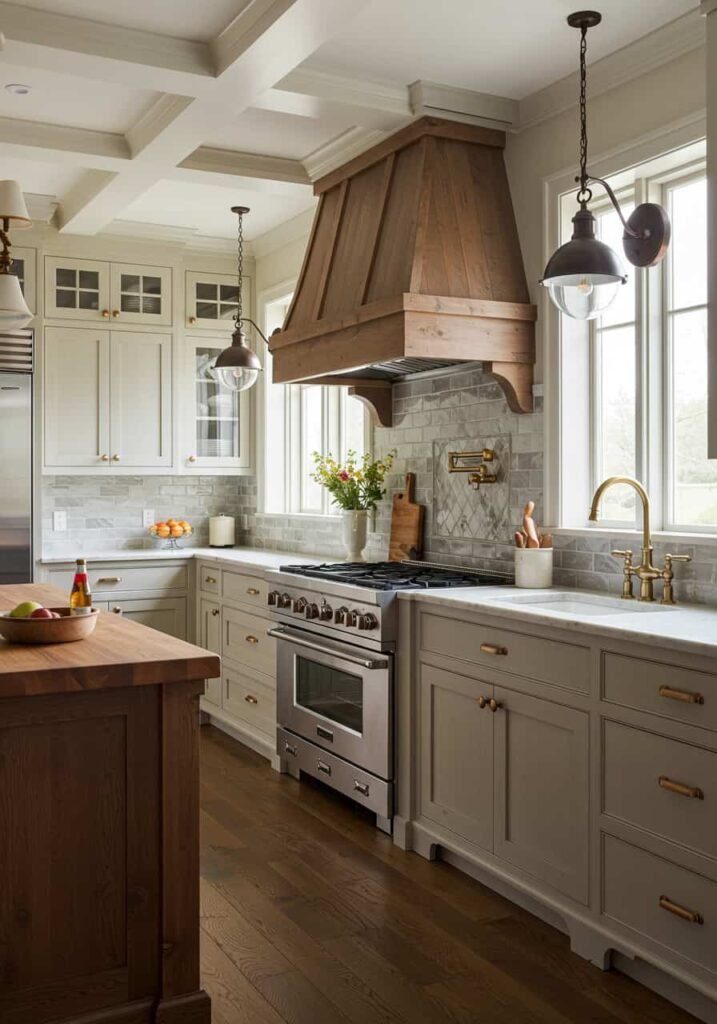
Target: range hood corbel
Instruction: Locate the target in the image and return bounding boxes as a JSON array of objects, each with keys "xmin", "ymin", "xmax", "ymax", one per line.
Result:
[{"xmin": 269, "ymin": 117, "xmax": 537, "ymax": 425}]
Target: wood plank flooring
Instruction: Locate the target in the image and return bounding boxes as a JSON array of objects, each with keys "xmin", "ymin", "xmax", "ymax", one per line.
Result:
[{"xmin": 199, "ymin": 726, "xmax": 696, "ymax": 1024}]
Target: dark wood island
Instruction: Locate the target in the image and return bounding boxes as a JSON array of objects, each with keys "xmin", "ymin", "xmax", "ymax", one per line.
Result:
[{"xmin": 0, "ymin": 584, "xmax": 220, "ymax": 1024}]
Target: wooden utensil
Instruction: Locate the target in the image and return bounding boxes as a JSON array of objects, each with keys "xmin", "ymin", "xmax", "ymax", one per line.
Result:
[
  {"xmin": 389, "ymin": 473, "xmax": 425, "ymax": 562},
  {"xmin": 514, "ymin": 531, "xmax": 525, "ymax": 548},
  {"xmin": 522, "ymin": 501, "xmax": 540, "ymax": 549}
]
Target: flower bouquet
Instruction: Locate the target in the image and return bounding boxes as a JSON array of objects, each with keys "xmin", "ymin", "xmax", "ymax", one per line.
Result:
[{"xmin": 310, "ymin": 450, "xmax": 395, "ymax": 560}]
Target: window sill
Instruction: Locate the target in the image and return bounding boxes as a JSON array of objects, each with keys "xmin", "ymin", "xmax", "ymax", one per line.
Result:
[{"xmin": 552, "ymin": 526, "xmax": 717, "ymax": 547}]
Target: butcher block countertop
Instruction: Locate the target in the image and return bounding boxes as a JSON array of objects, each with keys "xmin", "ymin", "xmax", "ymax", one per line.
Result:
[{"xmin": 0, "ymin": 583, "xmax": 220, "ymax": 697}]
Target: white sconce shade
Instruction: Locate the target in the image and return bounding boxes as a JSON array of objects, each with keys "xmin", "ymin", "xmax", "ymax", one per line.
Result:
[
  {"xmin": 0, "ymin": 180, "xmax": 31, "ymax": 226},
  {"xmin": 0, "ymin": 273, "xmax": 33, "ymax": 328}
]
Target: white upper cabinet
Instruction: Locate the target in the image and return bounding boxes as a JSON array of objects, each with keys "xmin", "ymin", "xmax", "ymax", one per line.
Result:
[
  {"xmin": 43, "ymin": 327, "xmax": 172, "ymax": 471},
  {"xmin": 182, "ymin": 336, "xmax": 252, "ymax": 471},
  {"xmin": 11, "ymin": 246, "xmax": 37, "ymax": 318},
  {"xmin": 185, "ymin": 271, "xmax": 250, "ymax": 331},
  {"xmin": 45, "ymin": 256, "xmax": 110, "ymax": 321},
  {"xmin": 45, "ymin": 257, "xmax": 172, "ymax": 326},
  {"xmin": 110, "ymin": 264, "xmax": 172, "ymax": 326}
]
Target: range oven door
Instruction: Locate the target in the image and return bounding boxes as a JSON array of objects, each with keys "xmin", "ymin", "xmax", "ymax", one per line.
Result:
[{"xmin": 270, "ymin": 625, "xmax": 392, "ymax": 780}]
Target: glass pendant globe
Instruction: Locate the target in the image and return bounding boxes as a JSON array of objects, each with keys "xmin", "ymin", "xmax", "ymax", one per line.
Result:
[
  {"xmin": 211, "ymin": 365, "xmax": 260, "ymax": 392},
  {"xmin": 545, "ymin": 274, "xmax": 624, "ymax": 321}
]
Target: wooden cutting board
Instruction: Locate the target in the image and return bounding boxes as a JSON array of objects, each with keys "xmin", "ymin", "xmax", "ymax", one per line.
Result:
[{"xmin": 389, "ymin": 473, "xmax": 425, "ymax": 562}]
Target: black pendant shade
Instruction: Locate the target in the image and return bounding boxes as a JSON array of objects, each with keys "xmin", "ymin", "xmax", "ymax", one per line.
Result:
[{"xmin": 543, "ymin": 207, "xmax": 627, "ymax": 284}]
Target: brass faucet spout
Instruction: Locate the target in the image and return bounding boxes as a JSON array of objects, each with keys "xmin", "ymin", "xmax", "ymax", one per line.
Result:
[{"xmin": 589, "ymin": 476, "xmax": 658, "ymax": 601}]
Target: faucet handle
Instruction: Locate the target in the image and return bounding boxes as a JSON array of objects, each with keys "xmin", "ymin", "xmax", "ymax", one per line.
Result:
[
  {"xmin": 611, "ymin": 550, "xmax": 635, "ymax": 599},
  {"xmin": 661, "ymin": 553, "xmax": 692, "ymax": 606},
  {"xmin": 663, "ymin": 553, "xmax": 692, "ymax": 565},
  {"xmin": 611, "ymin": 549, "xmax": 634, "ymax": 565}
]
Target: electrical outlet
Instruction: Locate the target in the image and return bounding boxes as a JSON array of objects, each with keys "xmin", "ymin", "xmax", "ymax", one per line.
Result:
[
  {"xmin": 142, "ymin": 509, "xmax": 155, "ymax": 528},
  {"xmin": 53, "ymin": 510, "xmax": 67, "ymax": 532}
]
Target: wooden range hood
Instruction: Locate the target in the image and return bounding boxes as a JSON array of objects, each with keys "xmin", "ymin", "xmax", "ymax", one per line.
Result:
[{"xmin": 268, "ymin": 117, "xmax": 537, "ymax": 426}]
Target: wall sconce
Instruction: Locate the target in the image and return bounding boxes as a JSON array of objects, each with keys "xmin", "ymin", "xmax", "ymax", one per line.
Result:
[{"xmin": 447, "ymin": 449, "xmax": 498, "ymax": 489}]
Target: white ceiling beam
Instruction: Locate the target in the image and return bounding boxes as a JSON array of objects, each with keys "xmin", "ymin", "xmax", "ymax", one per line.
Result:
[
  {"xmin": 409, "ymin": 81, "xmax": 518, "ymax": 132},
  {"xmin": 0, "ymin": 117, "xmax": 129, "ymax": 166},
  {"xmin": 179, "ymin": 146, "xmax": 311, "ymax": 186},
  {"xmin": 57, "ymin": 0, "xmax": 371, "ymax": 235},
  {"xmin": 0, "ymin": 2, "xmax": 214, "ymax": 94},
  {"xmin": 303, "ymin": 126, "xmax": 387, "ymax": 182}
]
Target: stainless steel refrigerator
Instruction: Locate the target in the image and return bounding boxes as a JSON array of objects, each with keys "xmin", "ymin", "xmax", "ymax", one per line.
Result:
[{"xmin": 0, "ymin": 329, "xmax": 33, "ymax": 583}]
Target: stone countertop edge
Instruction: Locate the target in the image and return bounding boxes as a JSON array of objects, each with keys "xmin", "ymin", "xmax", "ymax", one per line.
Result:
[
  {"xmin": 398, "ymin": 587, "xmax": 717, "ymax": 660},
  {"xmin": 38, "ymin": 547, "xmax": 321, "ymax": 570}
]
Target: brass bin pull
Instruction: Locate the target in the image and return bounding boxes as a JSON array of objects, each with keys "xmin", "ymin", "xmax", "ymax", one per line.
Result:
[
  {"xmin": 658, "ymin": 776, "xmax": 704, "ymax": 800},
  {"xmin": 478, "ymin": 695, "xmax": 488, "ymax": 709},
  {"xmin": 244, "ymin": 694, "xmax": 258, "ymax": 705},
  {"xmin": 480, "ymin": 643, "xmax": 508, "ymax": 656},
  {"xmin": 97, "ymin": 576, "xmax": 122, "ymax": 584},
  {"xmin": 245, "ymin": 635, "xmax": 259, "ymax": 644},
  {"xmin": 205, "ymin": 576, "xmax": 217, "ymax": 584},
  {"xmin": 488, "ymin": 698, "xmax": 502, "ymax": 713},
  {"xmin": 658, "ymin": 895, "xmax": 703, "ymax": 925},
  {"xmin": 658, "ymin": 685, "xmax": 704, "ymax": 705},
  {"xmin": 247, "ymin": 587, "xmax": 260, "ymax": 596}
]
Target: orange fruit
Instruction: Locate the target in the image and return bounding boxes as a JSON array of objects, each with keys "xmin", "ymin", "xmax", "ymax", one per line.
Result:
[
  {"xmin": 170, "ymin": 524, "xmax": 184, "ymax": 537},
  {"xmin": 178, "ymin": 520, "xmax": 190, "ymax": 530},
  {"xmin": 155, "ymin": 521, "xmax": 166, "ymax": 529},
  {"xmin": 157, "ymin": 524, "xmax": 171, "ymax": 538},
  {"xmin": 166, "ymin": 518, "xmax": 177, "ymax": 526}
]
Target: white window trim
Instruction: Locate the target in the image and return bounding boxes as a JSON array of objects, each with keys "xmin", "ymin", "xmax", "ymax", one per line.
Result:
[{"xmin": 543, "ymin": 112, "xmax": 708, "ymax": 546}]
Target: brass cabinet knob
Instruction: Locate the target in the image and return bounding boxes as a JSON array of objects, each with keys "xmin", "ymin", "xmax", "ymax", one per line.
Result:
[
  {"xmin": 480, "ymin": 643, "xmax": 507, "ymax": 656},
  {"xmin": 211, "ymin": 608, "xmax": 220, "ymax": 617},
  {"xmin": 478, "ymin": 696, "xmax": 488, "ymax": 709},
  {"xmin": 189, "ymin": 316, "xmax": 197, "ymax": 325},
  {"xmin": 188, "ymin": 455, "xmax": 197, "ymax": 462},
  {"xmin": 488, "ymin": 698, "xmax": 502, "ymax": 713},
  {"xmin": 244, "ymin": 694, "xmax": 258, "ymax": 705},
  {"xmin": 247, "ymin": 587, "xmax": 260, "ymax": 596},
  {"xmin": 100, "ymin": 453, "xmax": 109, "ymax": 461},
  {"xmin": 112, "ymin": 309, "xmax": 120, "ymax": 318},
  {"xmin": 245, "ymin": 635, "xmax": 259, "ymax": 645},
  {"xmin": 111, "ymin": 454, "xmax": 121, "ymax": 461},
  {"xmin": 101, "ymin": 309, "xmax": 110, "ymax": 318}
]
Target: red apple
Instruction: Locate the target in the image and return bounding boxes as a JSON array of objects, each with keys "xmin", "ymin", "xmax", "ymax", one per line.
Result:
[{"xmin": 30, "ymin": 607, "xmax": 53, "ymax": 619}]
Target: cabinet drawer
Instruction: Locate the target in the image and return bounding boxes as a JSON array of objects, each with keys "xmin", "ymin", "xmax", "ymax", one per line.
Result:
[
  {"xmin": 222, "ymin": 569, "xmax": 269, "ymax": 610},
  {"xmin": 198, "ymin": 564, "xmax": 220, "ymax": 594},
  {"xmin": 224, "ymin": 668, "xmax": 275, "ymax": 736},
  {"xmin": 223, "ymin": 606, "xmax": 275, "ymax": 677},
  {"xmin": 603, "ymin": 721, "xmax": 717, "ymax": 859},
  {"xmin": 47, "ymin": 563, "xmax": 187, "ymax": 595},
  {"xmin": 603, "ymin": 834, "xmax": 717, "ymax": 975},
  {"xmin": 420, "ymin": 612, "xmax": 590, "ymax": 693},
  {"xmin": 603, "ymin": 653, "xmax": 717, "ymax": 732}
]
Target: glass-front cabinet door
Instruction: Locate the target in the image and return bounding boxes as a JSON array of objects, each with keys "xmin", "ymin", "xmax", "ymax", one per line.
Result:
[
  {"xmin": 184, "ymin": 338, "xmax": 251, "ymax": 470},
  {"xmin": 10, "ymin": 246, "xmax": 36, "ymax": 317},
  {"xmin": 185, "ymin": 271, "xmax": 251, "ymax": 331},
  {"xmin": 44, "ymin": 256, "xmax": 110, "ymax": 321},
  {"xmin": 110, "ymin": 263, "xmax": 172, "ymax": 326}
]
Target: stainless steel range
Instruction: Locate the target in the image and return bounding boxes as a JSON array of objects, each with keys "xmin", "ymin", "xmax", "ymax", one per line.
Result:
[{"xmin": 267, "ymin": 561, "xmax": 511, "ymax": 832}]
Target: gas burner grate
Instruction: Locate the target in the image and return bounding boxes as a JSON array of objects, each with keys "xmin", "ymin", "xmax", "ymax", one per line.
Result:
[{"xmin": 278, "ymin": 562, "xmax": 513, "ymax": 591}]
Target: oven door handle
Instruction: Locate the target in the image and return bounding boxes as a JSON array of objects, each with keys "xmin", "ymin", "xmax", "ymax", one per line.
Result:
[{"xmin": 267, "ymin": 626, "xmax": 388, "ymax": 670}]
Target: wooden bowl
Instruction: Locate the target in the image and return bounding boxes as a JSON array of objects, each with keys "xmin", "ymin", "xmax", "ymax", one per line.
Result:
[{"xmin": 0, "ymin": 607, "xmax": 99, "ymax": 644}]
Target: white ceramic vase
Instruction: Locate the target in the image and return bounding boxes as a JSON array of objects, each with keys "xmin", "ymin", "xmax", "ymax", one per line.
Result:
[
  {"xmin": 514, "ymin": 547, "xmax": 553, "ymax": 589},
  {"xmin": 341, "ymin": 510, "xmax": 369, "ymax": 562}
]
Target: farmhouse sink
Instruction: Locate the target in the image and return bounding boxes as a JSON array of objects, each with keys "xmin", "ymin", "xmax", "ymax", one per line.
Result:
[{"xmin": 492, "ymin": 592, "xmax": 670, "ymax": 617}]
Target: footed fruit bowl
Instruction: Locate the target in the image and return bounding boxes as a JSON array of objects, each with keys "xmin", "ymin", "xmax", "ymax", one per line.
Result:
[{"xmin": 0, "ymin": 607, "xmax": 99, "ymax": 644}]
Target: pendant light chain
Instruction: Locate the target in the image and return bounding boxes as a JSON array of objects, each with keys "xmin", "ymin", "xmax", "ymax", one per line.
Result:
[
  {"xmin": 235, "ymin": 209, "xmax": 244, "ymax": 328},
  {"xmin": 577, "ymin": 24, "xmax": 591, "ymax": 205}
]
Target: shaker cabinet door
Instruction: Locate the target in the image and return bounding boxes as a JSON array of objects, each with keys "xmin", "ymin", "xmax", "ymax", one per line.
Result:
[
  {"xmin": 108, "ymin": 597, "xmax": 186, "ymax": 640},
  {"xmin": 493, "ymin": 687, "xmax": 589, "ymax": 904},
  {"xmin": 418, "ymin": 663, "xmax": 494, "ymax": 851},
  {"xmin": 110, "ymin": 263, "xmax": 172, "ymax": 326},
  {"xmin": 44, "ymin": 326, "xmax": 111, "ymax": 468},
  {"xmin": 45, "ymin": 256, "xmax": 110, "ymax": 321},
  {"xmin": 109, "ymin": 331, "xmax": 172, "ymax": 467}
]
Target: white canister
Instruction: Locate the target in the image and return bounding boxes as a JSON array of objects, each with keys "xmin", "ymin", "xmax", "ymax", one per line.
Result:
[
  {"xmin": 514, "ymin": 547, "xmax": 553, "ymax": 589},
  {"xmin": 209, "ymin": 514, "xmax": 235, "ymax": 548}
]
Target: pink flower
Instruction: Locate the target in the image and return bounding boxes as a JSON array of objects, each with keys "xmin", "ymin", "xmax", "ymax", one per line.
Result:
[{"xmin": 339, "ymin": 471, "xmax": 351, "ymax": 481}]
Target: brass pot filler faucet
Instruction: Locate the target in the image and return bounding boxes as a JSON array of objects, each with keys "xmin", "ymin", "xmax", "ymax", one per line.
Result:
[{"xmin": 589, "ymin": 476, "xmax": 691, "ymax": 605}]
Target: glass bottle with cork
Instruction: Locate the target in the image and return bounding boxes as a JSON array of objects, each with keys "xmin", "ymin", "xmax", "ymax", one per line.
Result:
[{"xmin": 69, "ymin": 558, "xmax": 92, "ymax": 616}]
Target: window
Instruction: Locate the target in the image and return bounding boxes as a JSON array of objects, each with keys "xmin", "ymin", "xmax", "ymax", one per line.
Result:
[
  {"xmin": 559, "ymin": 142, "xmax": 711, "ymax": 533},
  {"xmin": 262, "ymin": 293, "xmax": 369, "ymax": 516}
]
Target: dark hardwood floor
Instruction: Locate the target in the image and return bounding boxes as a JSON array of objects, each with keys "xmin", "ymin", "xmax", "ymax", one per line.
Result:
[{"xmin": 199, "ymin": 726, "xmax": 695, "ymax": 1024}]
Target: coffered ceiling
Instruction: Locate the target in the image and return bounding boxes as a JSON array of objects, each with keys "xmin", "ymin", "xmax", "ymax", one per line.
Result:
[{"xmin": 0, "ymin": 0, "xmax": 701, "ymax": 244}]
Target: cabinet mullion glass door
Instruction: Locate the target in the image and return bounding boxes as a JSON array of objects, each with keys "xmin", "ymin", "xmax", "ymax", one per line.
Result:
[
  {"xmin": 187, "ymin": 340, "xmax": 250, "ymax": 469},
  {"xmin": 110, "ymin": 263, "xmax": 172, "ymax": 326},
  {"xmin": 186, "ymin": 272, "xmax": 251, "ymax": 331},
  {"xmin": 44, "ymin": 257, "xmax": 110, "ymax": 321}
]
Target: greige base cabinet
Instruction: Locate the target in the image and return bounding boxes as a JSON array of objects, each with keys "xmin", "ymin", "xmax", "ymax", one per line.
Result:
[{"xmin": 395, "ymin": 600, "xmax": 717, "ymax": 1024}]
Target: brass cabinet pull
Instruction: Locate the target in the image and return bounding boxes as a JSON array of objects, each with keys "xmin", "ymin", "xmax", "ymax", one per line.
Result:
[
  {"xmin": 247, "ymin": 587, "xmax": 260, "ymax": 596},
  {"xmin": 211, "ymin": 608, "xmax": 220, "ymax": 617},
  {"xmin": 658, "ymin": 776, "xmax": 704, "ymax": 800},
  {"xmin": 658, "ymin": 895, "xmax": 703, "ymax": 925},
  {"xmin": 245, "ymin": 635, "xmax": 258, "ymax": 644},
  {"xmin": 480, "ymin": 643, "xmax": 507, "ymax": 656},
  {"xmin": 205, "ymin": 576, "xmax": 217, "ymax": 584},
  {"xmin": 112, "ymin": 606, "xmax": 122, "ymax": 614},
  {"xmin": 478, "ymin": 695, "xmax": 488, "ymax": 709},
  {"xmin": 96, "ymin": 576, "xmax": 122, "ymax": 584},
  {"xmin": 244, "ymin": 694, "xmax": 258, "ymax": 705},
  {"xmin": 488, "ymin": 698, "xmax": 502, "ymax": 713},
  {"xmin": 658, "ymin": 685, "xmax": 704, "ymax": 705}
]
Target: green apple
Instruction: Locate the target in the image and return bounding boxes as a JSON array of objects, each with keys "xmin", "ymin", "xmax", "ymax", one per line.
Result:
[{"xmin": 9, "ymin": 601, "xmax": 43, "ymax": 618}]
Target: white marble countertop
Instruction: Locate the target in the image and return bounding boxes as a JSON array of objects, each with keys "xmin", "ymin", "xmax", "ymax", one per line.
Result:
[
  {"xmin": 399, "ymin": 587, "xmax": 717, "ymax": 659},
  {"xmin": 39, "ymin": 546, "xmax": 319, "ymax": 571}
]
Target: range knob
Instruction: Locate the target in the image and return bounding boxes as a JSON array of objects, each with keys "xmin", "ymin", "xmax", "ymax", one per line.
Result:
[
  {"xmin": 305, "ymin": 602, "xmax": 319, "ymax": 620},
  {"xmin": 267, "ymin": 590, "xmax": 280, "ymax": 606},
  {"xmin": 346, "ymin": 609, "xmax": 359, "ymax": 628},
  {"xmin": 292, "ymin": 596, "xmax": 308, "ymax": 614},
  {"xmin": 358, "ymin": 612, "xmax": 378, "ymax": 631},
  {"xmin": 334, "ymin": 606, "xmax": 349, "ymax": 625},
  {"xmin": 319, "ymin": 600, "xmax": 333, "ymax": 621},
  {"xmin": 278, "ymin": 593, "xmax": 292, "ymax": 609}
]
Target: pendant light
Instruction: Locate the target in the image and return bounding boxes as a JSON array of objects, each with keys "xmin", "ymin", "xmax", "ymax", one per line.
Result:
[
  {"xmin": 541, "ymin": 11, "xmax": 671, "ymax": 320},
  {"xmin": 211, "ymin": 205, "xmax": 264, "ymax": 392},
  {"xmin": 0, "ymin": 180, "xmax": 33, "ymax": 329}
]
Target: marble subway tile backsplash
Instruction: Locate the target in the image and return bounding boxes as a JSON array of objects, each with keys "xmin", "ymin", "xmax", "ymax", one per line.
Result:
[{"xmin": 41, "ymin": 361, "xmax": 717, "ymax": 604}]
